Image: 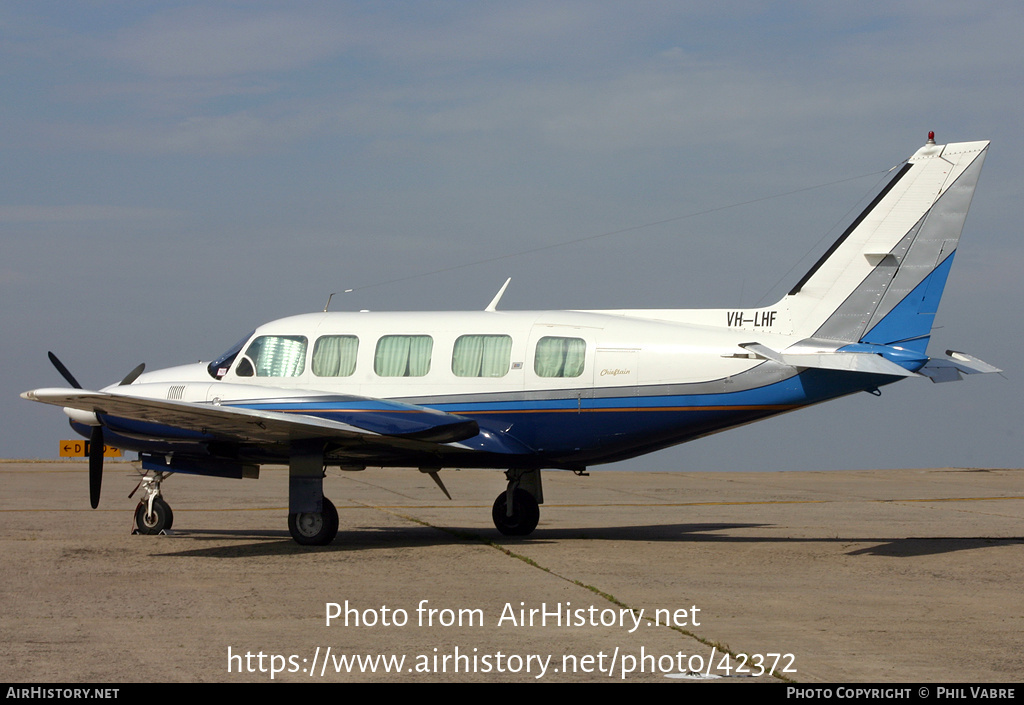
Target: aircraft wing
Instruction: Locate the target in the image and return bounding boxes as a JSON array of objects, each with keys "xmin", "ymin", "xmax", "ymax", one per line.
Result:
[{"xmin": 20, "ymin": 387, "xmax": 480, "ymax": 446}]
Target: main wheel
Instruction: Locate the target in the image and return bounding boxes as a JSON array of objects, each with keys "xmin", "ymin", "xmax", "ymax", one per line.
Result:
[
  {"xmin": 288, "ymin": 497, "xmax": 339, "ymax": 546},
  {"xmin": 492, "ymin": 488, "xmax": 540, "ymax": 537},
  {"xmin": 135, "ymin": 497, "xmax": 173, "ymax": 534}
]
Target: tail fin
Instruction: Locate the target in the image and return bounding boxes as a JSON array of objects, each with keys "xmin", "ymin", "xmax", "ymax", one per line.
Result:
[{"xmin": 780, "ymin": 138, "xmax": 989, "ymax": 352}]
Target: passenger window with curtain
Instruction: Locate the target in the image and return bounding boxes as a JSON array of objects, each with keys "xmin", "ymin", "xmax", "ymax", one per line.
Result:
[
  {"xmin": 237, "ymin": 335, "xmax": 307, "ymax": 377},
  {"xmin": 452, "ymin": 335, "xmax": 512, "ymax": 377},
  {"xmin": 311, "ymin": 336, "xmax": 359, "ymax": 377},
  {"xmin": 374, "ymin": 335, "xmax": 433, "ymax": 377},
  {"xmin": 534, "ymin": 336, "xmax": 586, "ymax": 378}
]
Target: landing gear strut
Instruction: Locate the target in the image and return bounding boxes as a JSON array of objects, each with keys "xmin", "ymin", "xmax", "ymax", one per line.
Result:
[
  {"xmin": 288, "ymin": 497, "xmax": 339, "ymax": 546},
  {"xmin": 492, "ymin": 469, "xmax": 542, "ymax": 536},
  {"xmin": 133, "ymin": 471, "xmax": 174, "ymax": 534}
]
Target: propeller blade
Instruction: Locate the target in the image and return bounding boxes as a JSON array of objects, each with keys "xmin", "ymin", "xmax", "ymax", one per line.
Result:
[
  {"xmin": 46, "ymin": 352, "xmax": 109, "ymax": 508},
  {"xmin": 119, "ymin": 363, "xmax": 145, "ymax": 386},
  {"xmin": 89, "ymin": 426, "xmax": 103, "ymax": 509},
  {"xmin": 47, "ymin": 352, "xmax": 83, "ymax": 389}
]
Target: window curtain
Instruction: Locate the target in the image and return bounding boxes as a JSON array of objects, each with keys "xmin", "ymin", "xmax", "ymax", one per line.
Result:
[
  {"xmin": 312, "ymin": 336, "xmax": 358, "ymax": 377},
  {"xmin": 535, "ymin": 336, "xmax": 585, "ymax": 378},
  {"xmin": 375, "ymin": 336, "xmax": 432, "ymax": 377},
  {"xmin": 562, "ymin": 337, "xmax": 586, "ymax": 377},
  {"xmin": 453, "ymin": 335, "xmax": 511, "ymax": 377}
]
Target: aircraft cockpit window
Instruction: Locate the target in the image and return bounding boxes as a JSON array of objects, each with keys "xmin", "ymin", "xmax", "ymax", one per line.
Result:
[
  {"xmin": 312, "ymin": 336, "xmax": 359, "ymax": 377},
  {"xmin": 534, "ymin": 336, "xmax": 586, "ymax": 378},
  {"xmin": 452, "ymin": 335, "xmax": 512, "ymax": 377},
  {"xmin": 207, "ymin": 331, "xmax": 254, "ymax": 379},
  {"xmin": 239, "ymin": 335, "xmax": 308, "ymax": 377},
  {"xmin": 235, "ymin": 356, "xmax": 255, "ymax": 377},
  {"xmin": 374, "ymin": 335, "xmax": 433, "ymax": 377}
]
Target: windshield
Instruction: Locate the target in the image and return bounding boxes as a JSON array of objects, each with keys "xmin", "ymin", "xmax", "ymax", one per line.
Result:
[
  {"xmin": 236, "ymin": 335, "xmax": 308, "ymax": 377},
  {"xmin": 207, "ymin": 331, "xmax": 254, "ymax": 379}
]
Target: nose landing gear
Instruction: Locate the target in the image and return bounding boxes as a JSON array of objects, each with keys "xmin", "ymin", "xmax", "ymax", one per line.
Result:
[{"xmin": 132, "ymin": 471, "xmax": 174, "ymax": 535}]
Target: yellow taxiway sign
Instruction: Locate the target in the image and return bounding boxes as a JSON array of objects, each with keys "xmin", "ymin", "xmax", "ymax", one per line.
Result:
[{"xmin": 59, "ymin": 441, "xmax": 122, "ymax": 458}]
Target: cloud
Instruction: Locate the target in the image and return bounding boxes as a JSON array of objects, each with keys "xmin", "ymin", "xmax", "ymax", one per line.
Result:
[{"xmin": 107, "ymin": 9, "xmax": 351, "ymax": 78}]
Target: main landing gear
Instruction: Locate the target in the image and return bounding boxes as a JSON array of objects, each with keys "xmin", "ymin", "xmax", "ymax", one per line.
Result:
[
  {"xmin": 288, "ymin": 497, "xmax": 339, "ymax": 546},
  {"xmin": 492, "ymin": 469, "xmax": 542, "ymax": 537},
  {"xmin": 287, "ymin": 446, "xmax": 338, "ymax": 546},
  {"xmin": 133, "ymin": 471, "xmax": 174, "ymax": 535}
]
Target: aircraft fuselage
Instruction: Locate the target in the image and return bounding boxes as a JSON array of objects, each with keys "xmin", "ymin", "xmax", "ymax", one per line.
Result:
[{"xmin": 85, "ymin": 308, "xmax": 907, "ymax": 470}]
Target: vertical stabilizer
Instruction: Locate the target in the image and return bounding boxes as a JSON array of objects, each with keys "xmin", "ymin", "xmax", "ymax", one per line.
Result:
[{"xmin": 780, "ymin": 139, "xmax": 988, "ymax": 351}]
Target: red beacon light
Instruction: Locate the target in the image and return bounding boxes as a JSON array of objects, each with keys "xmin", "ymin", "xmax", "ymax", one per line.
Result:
[{"xmin": 927, "ymin": 131, "xmax": 936, "ymax": 144}]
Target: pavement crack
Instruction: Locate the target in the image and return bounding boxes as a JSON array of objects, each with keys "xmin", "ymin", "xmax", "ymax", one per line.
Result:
[{"xmin": 367, "ymin": 502, "xmax": 794, "ymax": 682}]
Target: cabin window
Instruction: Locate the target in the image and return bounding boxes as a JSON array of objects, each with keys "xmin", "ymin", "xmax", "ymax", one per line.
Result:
[
  {"xmin": 452, "ymin": 335, "xmax": 512, "ymax": 377},
  {"xmin": 238, "ymin": 335, "xmax": 307, "ymax": 377},
  {"xmin": 374, "ymin": 335, "xmax": 433, "ymax": 377},
  {"xmin": 534, "ymin": 336, "xmax": 586, "ymax": 378},
  {"xmin": 312, "ymin": 336, "xmax": 359, "ymax": 377}
]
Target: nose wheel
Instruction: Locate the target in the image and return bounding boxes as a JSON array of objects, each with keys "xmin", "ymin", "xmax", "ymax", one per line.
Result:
[
  {"xmin": 135, "ymin": 496, "xmax": 173, "ymax": 534},
  {"xmin": 132, "ymin": 471, "xmax": 174, "ymax": 535}
]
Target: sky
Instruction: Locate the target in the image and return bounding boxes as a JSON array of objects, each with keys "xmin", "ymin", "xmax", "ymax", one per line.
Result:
[{"xmin": 3, "ymin": 2, "xmax": 1022, "ymax": 473}]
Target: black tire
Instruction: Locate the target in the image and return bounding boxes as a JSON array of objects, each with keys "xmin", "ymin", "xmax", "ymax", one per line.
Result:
[
  {"xmin": 288, "ymin": 496, "xmax": 339, "ymax": 546},
  {"xmin": 492, "ymin": 488, "xmax": 540, "ymax": 537},
  {"xmin": 135, "ymin": 497, "xmax": 173, "ymax": 534}
]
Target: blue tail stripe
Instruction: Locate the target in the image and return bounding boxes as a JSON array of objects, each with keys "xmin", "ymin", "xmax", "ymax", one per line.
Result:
[{"xmin": 860, "ymin": 252, "xmax": 956, "ymax": 352}]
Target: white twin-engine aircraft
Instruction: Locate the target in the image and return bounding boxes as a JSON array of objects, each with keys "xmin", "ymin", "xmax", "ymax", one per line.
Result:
[{"xmin": 23, "ymin": 136, "xmax": 999, "ymax": 545}]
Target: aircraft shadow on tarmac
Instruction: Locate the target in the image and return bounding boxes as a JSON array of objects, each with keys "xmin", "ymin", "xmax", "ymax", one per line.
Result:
[
  {"xmin": 148, "ymin": 522, "xmax": 763, "ymax": 558},
  {"xmin": 843, "ymin": 537, "xmax": 1024, "ymax": 557},
  {"xmin": 144, "ymin": 522, "xmax": 1023, "ymax": 560}
]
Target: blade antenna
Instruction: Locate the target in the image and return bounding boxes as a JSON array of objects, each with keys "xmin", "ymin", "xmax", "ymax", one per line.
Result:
[{"xmin": 485, "ymin": 278, "xmax": 512, "ymax": 312}]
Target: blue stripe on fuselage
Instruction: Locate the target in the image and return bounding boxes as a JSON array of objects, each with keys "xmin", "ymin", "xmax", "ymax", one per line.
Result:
[
  {"xmin": 86, "ymin": 367, "xmax": 900, "ymax": 466},
  {"xmin": 231, "ymin": 368, "xmax": 898, "ymax": 458}
]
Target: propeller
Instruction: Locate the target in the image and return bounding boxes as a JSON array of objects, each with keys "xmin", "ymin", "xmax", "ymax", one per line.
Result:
[
  {"xmin": 47, "ymin": 351, "xmax": 82, "ymax": 389},
  {"xmin": 47, "ymin": 352, "xmax": 144, "ymax": 509},
  {"xmin": 119, "ymin": 363, "xmax": 145, "ymax": 386},
  {"xmin": 89, "ymin": 425, "xmax": 103, "ymax": 509}
]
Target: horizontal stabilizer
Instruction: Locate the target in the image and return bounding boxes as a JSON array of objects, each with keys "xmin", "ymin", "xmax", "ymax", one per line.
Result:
[
  {"xmin": 739, "ymin": 343, "xmax": 919, "ymax": 377},
  {"xmin": 919, "ymin": 350, "xmax": 1002, "ymax": 383}
]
